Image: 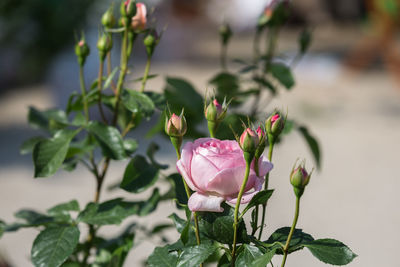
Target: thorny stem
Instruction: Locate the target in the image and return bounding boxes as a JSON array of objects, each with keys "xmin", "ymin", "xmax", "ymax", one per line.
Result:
[
  {"xmin": 231, "ymin": 160, "xmax": 251, "ymax": 266},
  {"xmin": 280, "ymin": 197, "xmax": 301, "ymax": 267},
  {"xmin": 97, "ymin": 60, "xmax": 108, "ymax": 124},
  {"xmin": 140, "ymin": 57, "xmax": 151, "ymax": 93},
  {"xmin": 79, "ymin": 66, "xmax": 89, "ymax": 121}
]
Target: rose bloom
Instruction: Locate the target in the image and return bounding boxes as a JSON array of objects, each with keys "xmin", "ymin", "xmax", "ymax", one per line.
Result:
[
  {"xmin": 177, "ymin": 138, "xmax": 273, "ymax": 212},
  {"xmin": 131, "ymin": 3, "xmax": 147, "ymax": 31}
]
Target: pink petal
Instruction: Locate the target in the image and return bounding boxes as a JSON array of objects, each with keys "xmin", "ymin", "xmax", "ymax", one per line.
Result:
[
  {"xmin": 188, "ymin": 192, "xmax": 224, "ymax": 212},
  {"xmin": 257, "ymin": 155, "xmax": 273, "ymax": 177},
  {"xmin": 190, "ymin": 153, "xmax": 219, "ymax": 190},
  {"xmin": 226, "ymin": 190, "xmax": 259, "ymax": 205},
  {"xmin": 176, "ymin": 160, "xmax": 199, "ymax": 192}
]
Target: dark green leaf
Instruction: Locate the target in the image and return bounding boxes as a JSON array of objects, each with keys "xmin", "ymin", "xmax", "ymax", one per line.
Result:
[
  {"xmin": 238, "ymin": 65, "xmax": 257, "ymax": 74},
  {"xmin": 297, "ymin": 126, "xmax": 321, "ymax": 169},
  {"xmin": 33, "ymin": 129, "xmax": 80, "ymax": 177},
  {"xmin": 167, "ymin": 173, "xmax": 188, "ymax": 206},
  {"xmin": 0, "ymin": 220, "xmax": 5, "ymax": 238},
  {"xmin": 251, "ymin": 248, "xmax": 277, "ymax": 267},
  {"xmin": 121, "ymin": 89, "xmax": 155, "ymax": 119},
  {"xmin": 132, "ymin": 74, "xmax": 158, "ymax": 82},
  {"xmin": 168, "ymin": 213, "xmax": 186, "ymax": 233},
  {"xmin": 150, "ymin": 224, "xmax": 174, "ymax": 234},
  {"xmin": 252, "ymin": 76, "xmax": 277, "ymax": 94},
  {"xmin": 235, "ymin": 244, "xmax": 264, "ymax": 267},
  {"xmin": 177, "ymin": 244, "xmax": 215, "ymax": 267},
  {"xmin": 269, "ymin": 63, "xmax": 295, "ymax": 89},
  {"xmin": 70, "ymin": 112, "xmax": 86, "ymax": 126},
  {"xmin": 123, "ymin": 139, "xmax": 138, "ymax": 155},
  {"xmin": 137, "ymin": 188, "xmax": 161, "ymax": 216},
  {"xmin": 94, "ymin": 232, "xmax": 134, "ymax": 267},
  {"xmin": 299, "ymin": 28, "xmax": 312, "ymax": 54},
  {"xmin": 209, "ymin": 72, "xmax": 240, "ymax": 105},
  {"xmin": 304, "ymin": 238, "xmax": 357, "ymax": 265},
  {"xmin": 87, "ymin": 121, "xmax": 126, "ymax": 160},
  {"xmin": 47, "ymin": 200, "xmax": 80, "ymax": 216},
  {"xmin": 20, "ymin": 136, "xmax": 45, "ymax": 155},
  {"xmin": 241, "ymin": 190, "xmax": 274, "ymax": 216},
  {"xmin": 120, "ymin": 155, "xmax": 159, "ymax": 193},
  {"xmin": 147, "ymin": 142, "xmax": 168, "ymax": 170},
  {"xmin": 31, "ymin": 226, "xmax": 80, "ymax": 267},
  {"xmin": 217, "ymin": 253, "xmax": 230, "ymax": 267},
  {"xmin": 145, "ymin": 91, "xmax": 166, "ymax": 110},
  {"xmin": 198, "ymin": 203, "xmax": 248, "ymax": 244},
  {"xmin": 148, "ymin": 246, "xmax": 179, "ymax": 267},
  {"xmin": 28, "ymin": 107, "xmax": 69, "ymax": 131},
  {"xmin": 78, "ymin": 202, "xmax": 127, "ymax": 226},
  {"xmin": 266, "ymin": 227, "xmax": 314, "ymax": 254}
]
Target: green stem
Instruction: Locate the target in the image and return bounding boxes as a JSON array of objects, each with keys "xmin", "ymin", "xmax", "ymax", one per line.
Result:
[
  {"xmin": 107, "ymin": 52, "xmax": 117, "ymax": 94},
  {"xmin": 112, "ymin": 26, "xmax": 129, "ymax": 126},
  {"xmin": 79, "ymin": 66, "xmax": 89, "ymax": 122},
  {"xmin": 258, "ymin": 143, "xmax": 274, "ymax": 239},
  {"xmin": 97, "ymin": 60, "xmax": 108, "ymax": 124},
  {"xmin": 231, "ymin": 160, "xmax": 251, "ymax": 266},
  {"xmin": 280, "ymin": 197, "xmax": 301, "ymax": 267},
  {"xmin": 140, "ymin": 57, "xmax": 151, "ymax": 93}
]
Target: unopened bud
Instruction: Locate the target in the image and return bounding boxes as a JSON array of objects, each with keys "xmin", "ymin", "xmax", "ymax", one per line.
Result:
[
  {"xmin": 144, "ymin": 30, "xmax": 159, "ymax": 57},
  {"xmin": 258, "ymin": 6, "xmax": 273, "ymax": 28},
  {"xmin": 165, "ymin": 113, "xmax": 187, "ymax": 137},
  {"xmin": 205, "ymin": 99, "xmax": 225, "ymax": 122},
  {"xmin": 102, "ymin": 6, "xmax": 116, "ymax": 28},
  {"xmin": 131, "ymin": 3, "xmax": 147, "ymax": 31},
  {"xmin": 255, "ymin": 126, "xmax": 267, "ymax": 159},
  {"xmin": 219, "ymin": 23, "xmax": 232, "ymax": 45},
  {"xmin": 120, "ymin": 0, "xmax": 137, "ymax": 19},
  {"xmin": 97, "ymin": 33, "xmax": 113, "ymax": 60},
  {"xmin": 290, "ymin": 163, "xmax": 312, "ymax": 198},
  {"xmin": 266, "ymin": 111, "xmax": 285, "ymax": 141},
  {"xmin": 75, "ymin": 38, "xmax": 90, "ymax": 66},
  {"xmin": 240, "ymin": 128, "xmax": 259, "ymax": 154}
]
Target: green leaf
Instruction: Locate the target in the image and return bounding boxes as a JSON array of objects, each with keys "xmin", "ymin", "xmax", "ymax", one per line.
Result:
[
  {"xmin": 198, "ymin": 203, "xmax": 248, "ymax": 244},
  {"xmin": 104, "ymin": 67, "xmax": 118, "ymax": 90},
  {"xmin": 266, "ymin": 227, "xmax": 314, "ymax": 254},
  {"xmin": 209, "ymin": 72, "xmax": 240, "ymax": 105},
  {"xmin": 167, "ymin": 173, "xmax": 188, "ymax": 206},
  {"xmin": 297, "ymin": 126, "xmax": 321, "ymax": 170},
  {"xmin": 269, "ymin": 63, "xmax": 295, "ymax": 89},
  {"xmin": 235, "ymin": 244, "xmax": 264, "ymax": 267},
  {"xmin": 28, "ymin": 107, "xmax": 69, "ymax": 132},
  {"xmin": 87, "ymin": 121, "xmax": 126, "ymax": 160},
  {"xmin": 132, "ymin": 74, "xmax": 158, "ymax": 82},
  {"xmin": 168, "ymin": 213, "xmax": 186, "ymax": 233},
  {"xmin": 47, "ymin": 200, "xmax": 80, "ymax": 216},
  {"xmin": 299, "ymin": 28, "xmax": 312, "ymax": 54},
  {"xmin": 241, "ymin": 190, "xmax": 274, "ymax": 216},
  {"xmin": 0, "ymin": 220, "xmax": 5, "ymax": 238},
  {"xmin": 20, "ymin": 136, "xmax": 45, "ymax": 155},
  {"xmin": 145, "ymin": 91, "xmax": 166, "ymax": 110},
  {"xmin": 147, "ymin": 142, "xmax": 168, "ymax": 170},
  {"xmin": 252, "ymin": 76, "xmax": 277, "ymax": 95},
  {"xmin": 148, "ymin": 246, "xmax": 179, "ymax": 267},
  {"xmin": 251, "ymin": 248, "xmax": 277, "ymax": 267},
  {"xmin": 304, "ymin": 239, "xmax": 357, "ymax": 265},
  {"xmin": 94, "ymin": 232, "xmax": 134, "ymax": 267},
  {"xmin": 33, "ymin": 129, "xmax": 80, "ymax": 177},
  {"xmin": 120, "ymin": 155, "xmax": 159, "ymax": 193},
  {"xmin": 238, "ymin": 65, "xmax": 257, "ymax": 74},
  {"xmin": 137, "ymin": 188, "xmax": 161, "ymax": 216},
  {"xmin": 123, "ymin": 138, "xmax": 138, "ymax": 155},
  {"xmin": 121, "ymin": 89, "xmax": 155, "ymax": 119},
  {"xmin": 31, "ymin": 226, "xmax": 80, "ymax": 267},
  {"xmin": 177, "ymin": 244, "xmax": 215, "ymax": 267}
]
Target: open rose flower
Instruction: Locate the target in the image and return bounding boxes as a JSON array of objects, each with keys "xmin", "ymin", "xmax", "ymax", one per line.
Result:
[{"xmin": 177, "ymin": 138, "xmax": 273, "ymax": 212}]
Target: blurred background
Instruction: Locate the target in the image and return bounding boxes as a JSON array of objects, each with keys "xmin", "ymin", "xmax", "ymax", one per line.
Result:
[{"xmin": 1, "ymin": 0, "xmax": 400, "ymax": 266}]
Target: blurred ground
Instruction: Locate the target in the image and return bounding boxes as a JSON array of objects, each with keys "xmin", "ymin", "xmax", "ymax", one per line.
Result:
[{"xmin": 1, "ymin": 24, "xmax": 400, "ymax": 267}]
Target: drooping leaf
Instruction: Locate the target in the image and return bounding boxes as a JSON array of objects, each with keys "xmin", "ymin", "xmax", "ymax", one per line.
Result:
[
  {"xmin": 235, "ymin": 244, "xmax": 264, "ymax": 267},
  {"xmin": 87, "ymin": 121, "xmax": 126, "ymax": 160},
  {"xmin": 147, "ymin": 142, "xmax": 168, "ymax": 170},
  {"xmin": 31, "ymin": 226, "xmax": 80, "ymax": 267},
  {"xmin": 269, "ymin": 63, "xmax": 295, "ymax": 89},
  {"xmin": 33, "ymin": 129, "xmax": 80, "ymax": 177},
  {"xmin": 120, "ymin": 155, "xmax": 159, "ymax": 193},
  {"xmin": 266, "ymin": 227, "xmax": 314, "ymax": 254},
  {"xmin": 241, "ymin": 190, "xmax": 274, "ymax": 216},
  {"xmin": 121, "ymin": 89, "xmax": 155, "ymax": 119},
  {"xmin": 47, "ymin": 200, "xmax": 80, "ymax": 216},
  {"xmin": 147, "ymin": 246, "xmax": 179, "ymax": 267},
  {"xmin": 198, "ymin": 203, "xmax": 248, "ymax": 244},
  {"xmin": 297, "ymin": 126, "xmax": 321, "ymax": 169},
  {"xmin": 304, "ymin": 239, "xmax": 357, "ymax": 265},
  {"xmin": 177, "ymin": 244, "xmax": 215, "ymax": 267}
]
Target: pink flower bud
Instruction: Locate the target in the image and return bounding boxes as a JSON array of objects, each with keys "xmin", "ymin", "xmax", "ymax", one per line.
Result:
[
  {"xmin": 239, "ymin": 128, "xmax": 259, "ymax": 153},
  {"xmin": 271, "ymin": 114, "xmax": 280, "ymax": 125},
  {"xmin": 131, "ymin": 3, "xmax": 147, "ymax": 31},
  {"xmin": 256, "ymin": 126, "xmax": 265, "ymax": 140},
  {"xmin": 290, "ymin": 163, "xmax": 312, "ymax": 197},
  {"xmin": 121, "ymin": 0, "xmax": 137, "ymax": 19},
  {"xmin": 266, "ymin": 111, "xmax": 285, "ymax": 139},
  {"xmin": 205, "ymin": 99, "xmax": 225, "ymax": 122},
  {"xmin": 165, "ymin": 113, "xmax": 187, "ymax": 137},
  {"xmin": 75, "ymin": 37, "xmax": 90, "ymax": 66}
]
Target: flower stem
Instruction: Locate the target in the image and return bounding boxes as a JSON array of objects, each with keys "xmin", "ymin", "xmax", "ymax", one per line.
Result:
[
  {"xmin": 107, "ymin": 52, "xmax": 117, "ymax": 94},
  {"xmin": 97, "ymin": 60, "xmax": 108, "ymax": 124},
  {"xmin": 280, "ymin": 196, "xmax": 301, "ymax": 267},
  {"xmin": 220, "ymin": 43, "xmax": 228, "ymax": 70},
  {"xmin": 231, "ymin": 159, "xmax": 251, "ymax": 266},
  {"xmin": 79, "ymin": 66, "xmax": 89, "ymax": 122},
  {"xmin": 258, "ymin": 142, "xmax": 274, "ymax": 239},
  {"xmin": 140, "ymin": 56, "xmax": 151, "ymax": 93}
]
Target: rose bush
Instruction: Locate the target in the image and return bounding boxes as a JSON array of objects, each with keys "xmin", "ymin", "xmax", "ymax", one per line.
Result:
[{"xmin": 177, "ymin": 138, "xmax": 273, "ymax": 212}]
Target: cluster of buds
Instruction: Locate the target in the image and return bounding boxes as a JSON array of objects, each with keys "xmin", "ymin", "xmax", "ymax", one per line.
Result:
[
  {"xmin": 290, "ymin": 161, "xmax": 313, "ymax": 198},
  {"xmin": 75, "ymin": 37, "xmax": 90, "ymax": 67},
  {"xmin": 265, "ymin": 111, "xmax": 285, "ymax": 143},
  {"xmin": 97, "ymin": 33, "xmax": 113, "ymax": 61},
  {"xmin": 204, "ymin": 97, "xmax": 229, "ymax": 138},
  {"xmin": 120, "ymin": 0, "xmax": 137, "ymax": 25},
  {"xmin": 165, "ymin": 110, "xmax": 187, "ymax": 154},
  {"xmin": 219, "ymin": 23, "xmax": 232, "ymax": 46},
  {"xmin": 144, "ymin": 29, "xmax": 160, "ymax": 57}
]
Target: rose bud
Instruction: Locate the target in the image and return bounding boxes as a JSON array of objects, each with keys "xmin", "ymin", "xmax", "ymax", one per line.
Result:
[
  {"xmin": 131, "ymin": 3, "xmax": 147, "ymax": 31},
  {"xmin": 97, "ymin": 33, "xmax": 113, "ymax": 61},
  {"xmin": 101, "ymin": 6, "xmax": 116, "ymax": 28},
  {"xmin": 257, "ymin": 6, "xmax": 273, "ymax": 28},
  {"xmin": 290, "ymin": 163, "xmax": 313, "ymax": 198},
  {"xmin": 266, "ymin": 111, "xmax": 285, "ymax": 140},
  {"xmin": 255, "ymin": 126, "xmax": 267, "ymax": 158},
  {"xmin": 75, "ymin": 38, "xmax": 90, "ymax": 67},
  {"xmin": 240, "ymin": 128, "xmax": 259, "ymax": 154},
  {"xmin": 165, "ymin": 113, "xmax": 187, "ymax": 138},
  {"xmin": 219, "ymin": 23, "xmax": 232, "ymax": 46},
  {"xmin": 120, "ymin": 0, "xmax": 137, "ymax": 19},
  {"xmin": 143, "ymin": 29, "xmax": 159, "ymax": 57},
  {"xmin": 205, "ymin": 99, "xmax": 226, "ymax": 122}
]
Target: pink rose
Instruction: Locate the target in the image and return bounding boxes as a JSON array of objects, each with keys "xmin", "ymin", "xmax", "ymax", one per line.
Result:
[
  {"xmin": 131, "ymin": 3, "xmax": 147, "ymax": 31},
  {"xmin": 176, "ymin": 138, "xmax": 273, "ymax": 212}
]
